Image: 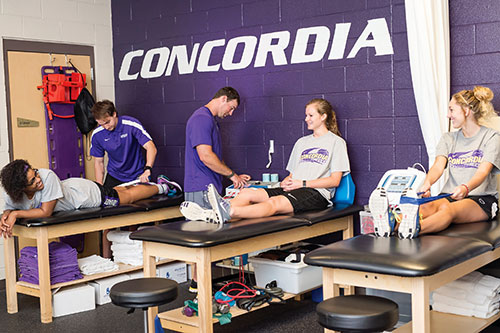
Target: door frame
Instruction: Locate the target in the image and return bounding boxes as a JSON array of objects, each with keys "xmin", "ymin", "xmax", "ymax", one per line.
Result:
[{"xmin": 3, "ymin": 39, "xmax": 96, "ymax": 161}]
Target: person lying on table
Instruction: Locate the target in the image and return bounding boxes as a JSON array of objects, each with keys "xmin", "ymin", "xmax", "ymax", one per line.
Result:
[
  {"xmin": 0, "ymin": 159, "xmax": 172, "ymax": 238},
  {"xmin": 180, "ymin": 98, "xmax": 351, "ymax": 224},
  {"xmin": 369, "ymin": 85, "xmax": 500, "ymax": 239}
]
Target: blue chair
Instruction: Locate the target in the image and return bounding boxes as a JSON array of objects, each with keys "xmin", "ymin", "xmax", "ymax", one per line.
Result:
[{"xmin": 332, "ymin": 173, "xmax": 355, "ymax": 205}]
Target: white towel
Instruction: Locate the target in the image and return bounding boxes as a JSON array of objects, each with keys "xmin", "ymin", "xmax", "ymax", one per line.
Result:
[
  {"xmin": 432, "ymin": 302, "xmax": 499, "ymax": 319},
  {"xmin": 431, "ymin": 292, "xmax": 500, "ymax": 312},
  {"xmin": 432, "ymin": 287, "xmax": 500, "ymax": 306},
  {"xmin": 111, "ymin": 243, "xmax": 142, "ymax": 252},
  {"xmin": 107, "ymin": 230, "xmax": 141, "ymax": 245},
  {"xmin": 435, "ymin": 271, "xmax": 499, "ymax": 302},
  {"xmin": 78, "ymin": 254, "xmax": 119, "ymax": 275},
  {"xmin": 113, "ymin": 256, "xmax": 143, "ymax": 266}
]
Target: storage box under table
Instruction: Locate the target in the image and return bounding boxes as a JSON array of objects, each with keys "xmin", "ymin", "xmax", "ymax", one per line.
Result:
[
  {"xmin": 52, "ymin": 284, "xmax": 95, "ymax": 317},
  {"xmin": 248, "ymin": 256, "xmax": 322, "ymax": 294}
]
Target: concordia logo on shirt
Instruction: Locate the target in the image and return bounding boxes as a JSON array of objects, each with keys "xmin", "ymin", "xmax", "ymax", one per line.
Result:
[
  {"xmin": 448, "ymin": 150, "xmax": 483, "ymax": 169},
  {"xmin": 300, "ymin": 148, "xmax": 329, "ymax": 165}
]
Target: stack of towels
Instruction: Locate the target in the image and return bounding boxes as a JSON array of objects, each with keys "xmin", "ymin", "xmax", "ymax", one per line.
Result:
[
  {"xmin": 78, "ymin": 254, "xmax": 119, "ymax": 275},
  {"xmin": 431, "ymin": 271, "xmax": 500, "ymax": 318},
  {"xmin": 18, "ymin": 241, "xmax": 82, "ymax": 285},
  {"xmin": 107, "ymin": 230, "xmax": 143, "ymax": 266}
]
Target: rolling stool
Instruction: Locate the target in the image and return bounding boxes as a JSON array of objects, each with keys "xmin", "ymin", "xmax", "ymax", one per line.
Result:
[
  {"xmin": 317, "ymin": 295, "xmax": 398, "ymax": 332},
  {"xmin": 110, "ymin": 277, "xmax": 178, "ymax": 333}
]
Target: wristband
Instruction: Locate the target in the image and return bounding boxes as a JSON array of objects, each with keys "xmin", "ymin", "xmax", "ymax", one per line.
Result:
[
  {"xmin": 303, "ymin": 180, "xmax": 307, "ymax": 188},
  {"xmin": 144, "ymin": 166, "xmax": 152, "ymax": 172},
  {"xmin": 227, "ymin": 171, "xmax": 235, "ymax": 178},
  {"xmin": 461, "ymin": 183, "xmax": 469, "ymax": 196}
]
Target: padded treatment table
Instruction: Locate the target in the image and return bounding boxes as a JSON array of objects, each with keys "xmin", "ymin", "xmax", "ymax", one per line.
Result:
[
  {"xmin": 130, "ymin": 204, "xmax": 362, "ymax": 333},
  {"xmin": 304, "ymin": 219, "xmax": 500, "ymax": 333},
  {"xmin": 3, "ymin": 194, "xmax": 183, "ymax": 324}
]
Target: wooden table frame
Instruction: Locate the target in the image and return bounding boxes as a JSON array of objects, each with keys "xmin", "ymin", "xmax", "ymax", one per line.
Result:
[
  {"xmin": 3, "ymin": 206, "xmax": 182, "ymax": 324},
  {"xmin": 322, "ymin": 245, "xmax": 500, "ymax": 333},
  {"xmin": 141, "ymin": 214, "xmax": 354, "ymax": 333}
]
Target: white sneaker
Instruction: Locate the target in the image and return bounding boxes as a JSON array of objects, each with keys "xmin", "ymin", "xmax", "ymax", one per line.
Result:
[
  {"xmin": 369, "ymin": 187, "xmax": 394, "ymax": 237},
  {"xmin": 207, "ymin": 184, "xmax": 231, "ymax": 224},
  {"xmin": 180, "ymin": 201, "xmax": 217, "ymax": 223},
  {"xmin": 398, "ymin": 188, "xmax": 421, "ymax": 239}
]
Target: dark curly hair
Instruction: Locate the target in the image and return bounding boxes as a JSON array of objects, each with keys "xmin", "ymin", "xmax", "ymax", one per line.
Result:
[{"xmin": 0, "ymin": 159, "xmax": 31, "ymax": 203}]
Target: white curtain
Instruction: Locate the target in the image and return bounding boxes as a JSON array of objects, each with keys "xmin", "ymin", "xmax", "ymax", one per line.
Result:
[{"xmin": 404, "ymin": 0, "xmax": 450, "ymax": 194}]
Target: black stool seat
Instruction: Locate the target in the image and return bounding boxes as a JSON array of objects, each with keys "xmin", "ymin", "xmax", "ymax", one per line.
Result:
[
  {"xmin": 110, "ymin": 277, "xmax": 178, "ymax": 309},
  {"xmin": 317, "ymin": 295, "xmax": 398, "ymax": 332}
]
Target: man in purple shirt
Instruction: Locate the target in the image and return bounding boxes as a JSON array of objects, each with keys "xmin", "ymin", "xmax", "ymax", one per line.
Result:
[
  {"xmin": 90, "ymin": 100, "xmax": 157, "ymax": 188},
  {"xmin": 184, "ymin": 86, "xmax": 250, "ymax": 292},
  {"xmin": 185, "ymin": 87, "xmax": 250, "ymax": 208}
]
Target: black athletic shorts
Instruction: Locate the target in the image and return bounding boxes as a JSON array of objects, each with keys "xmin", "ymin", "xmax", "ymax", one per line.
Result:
[
  {"xmin": 94, "ymin": 182, "xmax": 120, "ymax": 208},
  {"xmin": 263, "ymin": 187, "xmax": 329, "ymax": 214},
  {"xmin": 445, "ymin": 194, "xmax": 498, "ymax": 220},
  {"xmin": 103, "ymin": 173, "xmax": 125, "ymax": 189}
]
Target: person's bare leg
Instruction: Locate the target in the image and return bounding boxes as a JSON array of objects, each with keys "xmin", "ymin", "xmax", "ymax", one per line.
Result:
[
  {"xmin": 419, "ymin": 199, "xmax": 488, "ymax": 234},
  {"xmin": 231, "ymin": 195, "xmax": 293, "ymax": 219},
  {"xmin": 229, "ymin": 188, "xmax": 270, "ymax": 207},
  {"xmin": 115, "ymin": 184, "xmax": 159, "ymax": 204}
]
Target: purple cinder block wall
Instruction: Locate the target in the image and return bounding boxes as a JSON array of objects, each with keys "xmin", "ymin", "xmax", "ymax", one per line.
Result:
[
  {"xmin": 450, "ymin": 0, "xmax": 500, "ymax": 110},
  {"xmin": 111, "ymin": 0, "xmax": 426, "ymax": 209}
]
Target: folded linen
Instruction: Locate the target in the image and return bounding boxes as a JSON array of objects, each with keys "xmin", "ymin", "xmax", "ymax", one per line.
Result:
[
  {"xmin": 78, "ymin": 254, "xmax": 119, "ymax": 275},
  {"xmin": 107, "ymin": 230, "xmax": 141, "ymax": 245},
  {"xmin": 432, "ymin": 301, "xmax": 499, "ymax": 319}
]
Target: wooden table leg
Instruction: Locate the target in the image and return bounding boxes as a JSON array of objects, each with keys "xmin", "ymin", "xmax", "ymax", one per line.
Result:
[
  {"xmin": 144, "ymin": 242, "xmax": 158, "ymax": 333},
  {"xmin": 197, "ymin": 248, "xmax": 213, "ymax": 333},
  {"xmin": 322, "ymin": 268, "xmax": 340, "ymax": 333},
  {"xmin": 36, "ymin": 228, "xmax": 52, "ymax": 323},
  {"xmin": 4, "ymin": 235, "xmax": 18, "ymax": 314},
  {"xmin": 412, "ymin": 278, "xmax": 430, "ymax": 333}
]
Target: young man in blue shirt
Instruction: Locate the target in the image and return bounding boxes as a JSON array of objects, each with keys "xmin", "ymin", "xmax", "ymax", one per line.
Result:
[{"xmin": 90, "ymin": 100, "xmax": 157, "ymax": 188}]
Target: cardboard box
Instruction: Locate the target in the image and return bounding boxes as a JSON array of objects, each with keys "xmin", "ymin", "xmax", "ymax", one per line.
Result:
[
  {"xmin": 127, "ymin": 270, "xmax": 144, "ymax": 280},
  {"xmin": 52, "ymin": 284, "xmax": 95, "ymax": 317},
  {"xmin": 360, "ymin": 211, "xmax": 374, "ymax": 234},
  {"xmin": 248, "ymin": 257, "xmax": 322, "ymax": 294},
  {"xmin": 88, "ymin": 274, "xmax": 130, "ymax": 305},
  {"xmin": 156, "ymin": 262, "xmax": 187, "ymax": 283}
]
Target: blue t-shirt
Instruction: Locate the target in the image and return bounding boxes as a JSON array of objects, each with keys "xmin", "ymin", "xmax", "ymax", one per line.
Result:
[
  {"xmin": 90, "ymin": 115, "xmax": 152, "ymax": 182},
  {"xmin": 184, "ymin": 106, "xmax": 223, "ymax": 193}
]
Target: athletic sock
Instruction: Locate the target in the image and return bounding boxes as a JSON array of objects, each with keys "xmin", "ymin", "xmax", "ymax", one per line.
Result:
[{"xmin": 154, "ymin": 183, "xmax": 168, "ymax": 194}]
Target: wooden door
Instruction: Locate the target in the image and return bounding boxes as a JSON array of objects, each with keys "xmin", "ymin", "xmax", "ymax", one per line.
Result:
[
  {"xmin": 6, "ymin": 51, "xmax": 95, "ymax": 180},
  {"xmin": 6, "ymin": 50, "xmax": 99, "ymax": 254}
]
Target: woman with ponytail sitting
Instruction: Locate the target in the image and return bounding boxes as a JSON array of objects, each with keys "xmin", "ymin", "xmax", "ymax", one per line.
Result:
[{"xmin": 370, "ymin": 86, "xmax": 500, "ymax": 239}]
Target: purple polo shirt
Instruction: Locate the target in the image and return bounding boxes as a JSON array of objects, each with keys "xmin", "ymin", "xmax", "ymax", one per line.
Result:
[
  {"xmin": 184, "ymin": 106, "xmax": 223, "ymax": 193},
  {"xmin": 90, "ymin": 115, "xmax": 152, "ymax": 182}
]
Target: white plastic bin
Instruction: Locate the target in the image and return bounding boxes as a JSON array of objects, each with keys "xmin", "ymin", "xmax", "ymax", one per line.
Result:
[{"xmin": 248, "ymin": 257, "xmax": 322, "ymax": 294}]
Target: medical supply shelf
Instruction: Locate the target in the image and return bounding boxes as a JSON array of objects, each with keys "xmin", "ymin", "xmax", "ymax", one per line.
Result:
[
  {"xmin": 159, "ymin": 290, "xmax": 297, "ymax": 332},
  {"xmin": 15, "ymin": 259, "xmax": 173, "ymax": 292}
]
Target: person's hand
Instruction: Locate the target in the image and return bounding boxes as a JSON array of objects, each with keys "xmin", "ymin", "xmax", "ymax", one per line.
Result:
[
  {"xmin": 139, "ymin": 170, "xmax": 151, "ymax": 183},
  {"xmin": 451, "ymin": 184, "xmax": 468, "ymax": 200},
  {"xmin": 281, "ymin": 178, "xmax": 302, "ymax": 191},
  {"xmin": 231, "ymin": 174, "xmax": 251, "ymax": 189},
  {"xmin": 1, "ymin": 211, "xmax": 16, "ymax": 238},
  {"xmin": 418, "ymin": 181, "xmax": 432, "ymax": 198}
]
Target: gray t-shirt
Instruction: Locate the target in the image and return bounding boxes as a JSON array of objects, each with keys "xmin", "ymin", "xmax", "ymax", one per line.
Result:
[
  {"xmin": 286, "ymin": 131, "xmax": 350, "ymax": 201},
  {"xmin": 436, "ymin": 126, "xmax": 500, "ymax": 197},
  {"xmin": 3, "ymin": 169, "xmax": 102, "ymax": 212}
]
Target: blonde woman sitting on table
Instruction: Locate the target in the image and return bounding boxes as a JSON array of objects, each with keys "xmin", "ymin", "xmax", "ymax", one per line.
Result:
[
  {"xmin": 370, "ymin": 86, "xmax": 500, "ymax": 239},
  {"xmin": 0, "ymin": 159, "xmax": 172, "ymax": 238},
  {"xmin": 180, "ymin": 98, "xmax": 351, "ymax": 224}
]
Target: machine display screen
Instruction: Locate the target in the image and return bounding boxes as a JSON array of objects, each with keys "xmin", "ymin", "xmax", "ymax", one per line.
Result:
[{"xmin": 387, "ymin": 175, "xmax": 415, "ymax": 192}]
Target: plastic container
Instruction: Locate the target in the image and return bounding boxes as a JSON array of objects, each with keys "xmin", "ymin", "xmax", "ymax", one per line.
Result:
[{"xmin": 248, "ymin": 257, "xmax": 322, "ymax": 294}]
